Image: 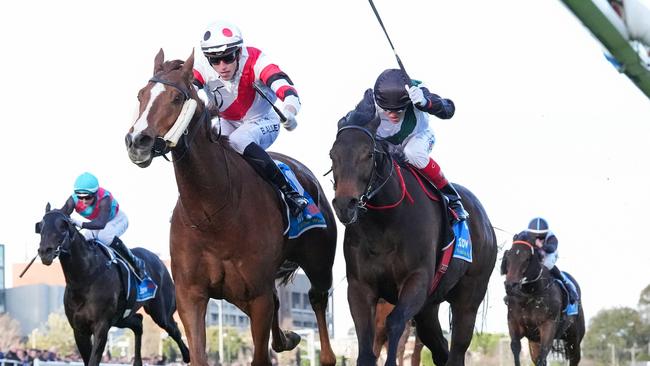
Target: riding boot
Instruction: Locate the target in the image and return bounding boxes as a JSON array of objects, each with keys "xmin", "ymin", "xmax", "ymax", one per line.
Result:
[
  {"xmin": 439, "ymin": 184, "xmax": 469, "ymax": 223},
  {"xmin": 110, "ymin": 237, "xmax": 147, "ymax": 279},
  {"xmin": 242, "ymin": 143, "xmax": 308, "ymax": 217},
  {"xmin": 417, "ymin": 158, "xmax": 468, "ymax": 223},
  {"xmin": 550, "ymin": 266, "xmax": 578, "ymax": 304}
]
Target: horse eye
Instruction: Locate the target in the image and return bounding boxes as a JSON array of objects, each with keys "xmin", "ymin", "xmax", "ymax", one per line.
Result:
[{"xmin": 173, "ymin": 95, "xmax": 183, "ymax": 104}]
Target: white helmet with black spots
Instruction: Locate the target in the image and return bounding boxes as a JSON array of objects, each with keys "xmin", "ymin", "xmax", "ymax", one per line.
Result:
[{"xmin": 201, "ymin": 21, "xmax": 243, "ymax": 57}]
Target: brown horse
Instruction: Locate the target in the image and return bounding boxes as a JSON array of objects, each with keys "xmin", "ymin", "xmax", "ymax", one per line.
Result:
[
  {"xmin": 329, "ymin": 90, "xmax": 497, "ymax": 366},
  {"xmin": 501, "ymin": 231, "xmax": 585, "ymax": 366},
  {"xmin": 124, "ymin": 50, "xmax": 337, "ymax": 366}
]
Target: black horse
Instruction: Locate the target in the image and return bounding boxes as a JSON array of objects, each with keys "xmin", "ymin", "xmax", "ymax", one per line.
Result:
[
  {"xmin": 329, "ymin": 90, "xmax": 497, "ymax": 366},
  {"xmin": 36, "ymin": 204, "xmax": 190, "ymax": 366},
  {"xmin": 501, "ymin": 230, "xmax": 585, "ymax": 366}
]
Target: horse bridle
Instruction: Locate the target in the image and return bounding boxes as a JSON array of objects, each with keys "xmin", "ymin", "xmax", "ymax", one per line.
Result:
[
  {"xmin": 335, "ymin": 125, "xmax": 394, "ymax": 209},
  {"xmin": 42, "ymin": 211, "xmax": 76, "ymax": 258},
  {"xmin": 147, "ymin": 76, "xmax": 211, "ymax": 161},
  {"xmin": 511, "ymin": 240, "xmax": 544, "ymax": 284}
]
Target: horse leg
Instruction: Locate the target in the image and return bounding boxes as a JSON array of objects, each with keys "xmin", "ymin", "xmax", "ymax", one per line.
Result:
[
  {"xmin": 414, "ymin": 303, "xmax": 449, "ymax": 366},
  {"xmin": 528, "ymin": 342, "xmax": 541, "ymax": 366},
  {"xmin": 121, "ymin": 313, "xmax": 144, "ymax": 366},
  {"xmin": 447, "ymin": 298, "xmax": 482, "ymax": 365},
  {"xmin": 294, "ymin": 236, "xmax": 336, "ymax": 366},
  {"xmin": 307, "ymin": 288, "xmax": 336, "ymax": 366},
  {"xmin": 270, "ymin": 289, "xmax": 301, "ymax": 353},
  {"xmin": 384, "ymin": 275, "xmax": 429, "ymax": 366},
  {"xmin": 73, "ymin": 329, "xmax": 92, "ymax": 365},
  {"xmin": 176, "ymin": 288, "xmax": 210, "ymax": 366},
  {"xmin": 88, "ymin": 322, "xmax": 111, "ymax": 366},
  {"xmin": 396, "ymin": 324, "xmax": 409, "ymax": 366},
  {"xmin": 509, "ymin": 338, "xmax": 522, "ymax": 366},
  {"xmin": 249, "ymin": 293, "xmax": 276, "ymax": 366},
  {"xmin": 563, "ymin": 325, "xmax": 582, "ymax": 366},
  {"xmin": 411, "ymin": 335, "xmax": 424, "ymax": 366},
  {"xmin": 347, "ymin": 279, "xmax": 378, "ymax": 366},
  {"xmin": 534, "ymin": 321, "xmax": 556, "ymax": 366},
  {"xmin": 143, "ymin": 300, "xmax": 191, "ymax": 363}
]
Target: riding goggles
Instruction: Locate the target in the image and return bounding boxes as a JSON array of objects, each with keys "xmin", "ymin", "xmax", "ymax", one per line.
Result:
[{"xmin": 206, "ymin": 52, "xmax": 238, "ymax": 65}]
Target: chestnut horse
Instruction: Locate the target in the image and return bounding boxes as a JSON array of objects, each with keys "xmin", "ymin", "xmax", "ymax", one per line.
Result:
[
  {"xmin": 329, "ymin": 90, "xmax": 497, "ymax": 366},
  {"xmin": 35, "ymin": 205, "xmax": 189, "ymax": 366},
  {"xmin": 501, "ymin": 231, "xmax": 585, "ymax": 366},
  {"xmin": 124, "ymin": 50, "xmax": 337, "ymax": 366}
]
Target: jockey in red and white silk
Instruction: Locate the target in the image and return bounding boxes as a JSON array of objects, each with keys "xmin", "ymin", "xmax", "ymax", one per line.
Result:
[
  {"xmin": 193, "ymin": 20, "xmax": 309, "ymax": 217},
  {"xmin": 192, "ymin": 46, "xmax": 300, "ymax": 153}
]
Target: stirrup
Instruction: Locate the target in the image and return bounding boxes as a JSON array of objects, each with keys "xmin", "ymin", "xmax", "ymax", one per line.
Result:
[{"xmin": 285, "ymin": 193, "xmax": 308, "ymax": 216}]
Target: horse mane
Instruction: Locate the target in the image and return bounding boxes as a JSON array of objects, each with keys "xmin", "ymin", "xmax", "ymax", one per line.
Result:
[{"xmin": 376, "ymin": 139, "xmax": 407, "ymax": 166}]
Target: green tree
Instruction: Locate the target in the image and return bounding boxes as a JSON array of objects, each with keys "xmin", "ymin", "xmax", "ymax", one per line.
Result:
[
  {"xmin": 0, "ymin": 313, "xmax": 22, "ymax": 350},
  {"xmin": 583, "ymin": 307, "xmax": 650, "ymax": 365},
  {"xmin": 29, "ymin": 312, "xmax": 76, "ymax": 356},
  {"xmin": 639, "ymin": 283, "xmax": 650, "ymax": 323},
  {"xmin": 469, "ymin": 332, "xmax": 504, "ymax": 356}
]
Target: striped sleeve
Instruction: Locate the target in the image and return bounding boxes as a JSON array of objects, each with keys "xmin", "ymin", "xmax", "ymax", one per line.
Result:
[{"xmin": 253, "ymin": 49, "xmax": 298, "ymax": 101}]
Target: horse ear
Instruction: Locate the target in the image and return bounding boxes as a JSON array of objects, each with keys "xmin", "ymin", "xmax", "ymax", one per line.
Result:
[
  {"xmin": 154, "ymin": 48, "xmax": 165, "ymax": 75},
  {"xmin": 500, "ymin": 250, "xmax": 509, "ymax": 275},
  {"xmin": 45, "ymin": 202, "xmax": 51, "ymax": 213},
  {"xmin": 182, "ymin": 49, "xmax": 195, "ymax": 80}
]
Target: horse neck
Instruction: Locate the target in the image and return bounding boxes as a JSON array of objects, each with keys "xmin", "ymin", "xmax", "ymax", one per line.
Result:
[
  {"xmin": 59, "ymin": 232, "xmax": 102, "ymax": 286},
  {"xmin": 171, "ymin": 111, "xmax": 250, "ymax": 223},
  {"xmin": 521, "ymin": 267, "xmax": 553, "ymax": 294}
]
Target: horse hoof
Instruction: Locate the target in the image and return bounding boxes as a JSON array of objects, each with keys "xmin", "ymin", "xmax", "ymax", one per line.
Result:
[{"xmin": 272, "ymin": 331, "xmax": 301, "ymax": 352}]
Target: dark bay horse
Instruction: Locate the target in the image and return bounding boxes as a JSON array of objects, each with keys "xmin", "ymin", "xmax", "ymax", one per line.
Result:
[
  {"xmin": 329, "ymin": 90, "xmax": 497, "ymax": 366},
  {"xmin": 124, "ymin": 50, "xmax": 337, "ymax": 366},
  {"xmin": 501, "ymin": 231, "xmax": 585, "ymax": 366},
  {"xmin": 36, "ymin": 204, "xmax": 189, "ymax": 366}
]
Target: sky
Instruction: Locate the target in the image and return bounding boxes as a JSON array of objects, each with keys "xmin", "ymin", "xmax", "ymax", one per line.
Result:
[{"xmin": 1, "ymin": 0, "xmax": 649, "ymax": 339}]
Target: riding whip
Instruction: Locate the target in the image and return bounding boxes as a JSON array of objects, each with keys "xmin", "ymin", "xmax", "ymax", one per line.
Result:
[
  {"xmin": 252, "ymin": 83, "xmax": 287, "ymax": 122},
  {"xmin": 367, "ymin": 0, "xmax": 410, "ymax": 79},
  {"xmin": 19, "ymin": 253, "xmax": 38, "ymax": 278}
]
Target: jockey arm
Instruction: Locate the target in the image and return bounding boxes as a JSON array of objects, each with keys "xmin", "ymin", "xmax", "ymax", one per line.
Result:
[
  {"xmin": 81, "ymin": 198, "xmax": 112, "ymax": 230},
  {"xmin": 416, "ymin": 86, "xmax": 455, "ymax": 119},
  {"xmin": 255, "ymin": 52, "xmax": 301, "ymax": 116},
  {"xmin": 542, "ymin": 234, "xmax": 558, "ymax": 254}
]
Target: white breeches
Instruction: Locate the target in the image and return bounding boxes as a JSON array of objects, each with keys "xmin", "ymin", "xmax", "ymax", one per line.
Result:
[
  {"xmin": 216, "ymin": 113, "xmax": 281, "ymax": 154},
  {"xmin": 82, "ymin": 210, "xmax": 129, "ymax": 245},
  {"xmin": 402, "ymin": 128, "xmax": 436, "ymax": 169}
]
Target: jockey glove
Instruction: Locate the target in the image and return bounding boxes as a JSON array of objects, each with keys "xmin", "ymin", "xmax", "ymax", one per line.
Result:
[
  {"xmin": 405, "ymin": 85, "xmax": 427, "ymax": 107},
  {"xmin": 71, "ymin": 216, "xmax": 84, "ymax": 229},
  {"xmin": 281, "ymin": 107, "xmax": 298, "ymax": 131}
]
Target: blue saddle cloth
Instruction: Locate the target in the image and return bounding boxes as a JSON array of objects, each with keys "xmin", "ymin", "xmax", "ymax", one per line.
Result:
[
  {"xmin": 95, "ymin": 242, "xmax": 157, "ymax": 307},
  {"xmin": 452, "ymin": 220, "xmax": 472, "ymax": 262},
  {"xmin": 275, "ymin": 161, "xmax": 328, "ymax": 239}
]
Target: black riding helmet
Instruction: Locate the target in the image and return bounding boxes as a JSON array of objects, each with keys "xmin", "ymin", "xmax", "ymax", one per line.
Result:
[
  {"xmin": 526, "ymin": 217, "xmax": 549, "ymax": 236},
  {"xmin": 373, "ymin": 69, "xmax": 411, "ymax": 111}
]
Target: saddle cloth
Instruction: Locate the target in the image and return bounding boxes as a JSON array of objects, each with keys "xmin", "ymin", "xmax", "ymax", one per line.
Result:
[
  {"xmin": 275, "ymin": 160, "xmax": 328, "ymax": 239},
  {"xmin": 556, "ymin": 271, "xmax": 579, "ymax": 316},
  {"xmin": 94, "ymin": 242, "xmax": 158, "ymax": 318}
]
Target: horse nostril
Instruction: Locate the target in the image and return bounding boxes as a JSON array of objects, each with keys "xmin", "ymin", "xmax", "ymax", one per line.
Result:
[
  {"xmin": 125, "ymin": 134, "xmax": 133, "ymax": 148},
  {"xmin": 134, "ymin": 134, "xmax": 153, "ymax": 148},
  {"xmin": 348, "ymin": 198, "xmax": 359, "ymax": 211}
]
